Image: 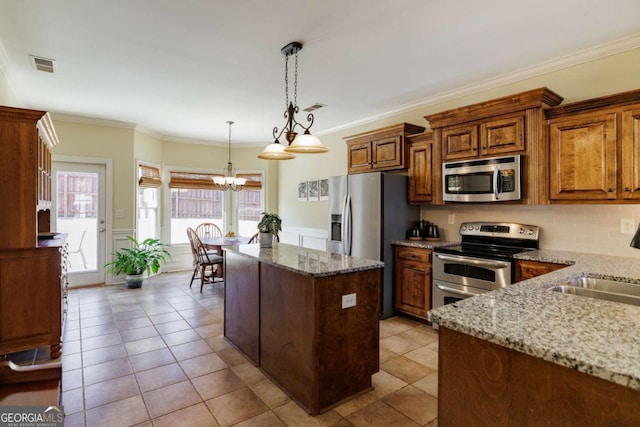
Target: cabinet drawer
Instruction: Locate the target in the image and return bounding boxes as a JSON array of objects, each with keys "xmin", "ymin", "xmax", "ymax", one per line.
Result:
[{"xmin": 396, "ymin": 247, "xmax": 431, "ymax": 264}]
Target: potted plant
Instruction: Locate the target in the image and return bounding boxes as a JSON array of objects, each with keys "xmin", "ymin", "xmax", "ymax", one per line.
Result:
[
  {"xmin": 257, "ymin": 212, "xmax": 282, "ymax": 248},
  {"xmin": 104, "ymin": 236, "xmax": 172, "ymax": 288}
]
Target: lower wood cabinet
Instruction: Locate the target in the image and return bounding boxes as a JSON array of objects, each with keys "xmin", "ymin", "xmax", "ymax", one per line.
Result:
[
  {"xmin": 394, "ymin": 246, "xmax": 432, "ymax": 320},
  {"xmin": 514, "ymin": 259, "xmax": 566, "ymax": 282},
  {"xmin": 0, "ymin": 243, "xmax": 65, "ymax": 359}
]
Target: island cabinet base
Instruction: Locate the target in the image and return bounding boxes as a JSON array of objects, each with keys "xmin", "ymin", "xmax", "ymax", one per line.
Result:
[
  {"xmin": 438, "ymin": 327, "xmax": 640, "ymax": 426},
  {"xmin": 223, "ymin": 250, "xmax": 381, "ymax": 415}
]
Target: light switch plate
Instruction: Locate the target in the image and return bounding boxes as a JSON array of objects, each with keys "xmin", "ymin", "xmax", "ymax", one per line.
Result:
[
  {"xmin": 448, "ymin": 214, "xmax": 455, "ymax": 225},
  {"xmin": 620, "ymin": 218, "xmax": 635, "ymax": 234},
  {"xmin": 115, "ymin": 209, "xmax": 125, "ymax": 219},
  {"xmin": 342, "ymin": 293, "xmax": 356, "ymax": 309}
]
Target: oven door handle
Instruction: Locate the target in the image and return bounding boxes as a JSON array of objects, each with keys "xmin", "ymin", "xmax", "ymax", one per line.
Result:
[
  {"xmin": 435, "ymin": 283, "xmax": 485, "ymax": 297},
  {"xmin": 435, "ymin": 253, "xmax": 510, "ymax": 269}
]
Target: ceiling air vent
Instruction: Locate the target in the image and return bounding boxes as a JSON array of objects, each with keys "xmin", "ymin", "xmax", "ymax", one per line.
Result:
[
  {"xmin": 29, "ymin": 55, "xmax": 56, "ymax": 73},
  {"xmin": 303, "ymin": 103, "xmax": 326, "ymax": 113}
]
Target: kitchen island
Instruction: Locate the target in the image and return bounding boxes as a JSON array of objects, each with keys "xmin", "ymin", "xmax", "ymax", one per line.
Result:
[
  {"xmin": 429, "ymin": 249, "xmax": 640, "ymax": 426},
  {"xmin": 223, "ymin": 242, "xmax": 384, "ymax": 415}
]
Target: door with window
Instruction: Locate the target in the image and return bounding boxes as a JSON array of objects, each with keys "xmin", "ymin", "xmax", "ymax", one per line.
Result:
[{"xmin": 53, "ymin": 162, "xmax": 107, "ymax": 286}]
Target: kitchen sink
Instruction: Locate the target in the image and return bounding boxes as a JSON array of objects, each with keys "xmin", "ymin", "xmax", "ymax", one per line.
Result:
[{"xmin": 549, "ymin": 277, "xmax": 640, "ymax": 307}]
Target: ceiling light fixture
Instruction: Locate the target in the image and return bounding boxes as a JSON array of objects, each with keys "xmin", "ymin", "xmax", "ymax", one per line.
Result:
[
  {"xmin": 213, "ymin": 121, "xmax": 246, "ymax": 192},
  {"xmin": 258, "ymin": 41, "xmax": 328, "ymax": 160}
]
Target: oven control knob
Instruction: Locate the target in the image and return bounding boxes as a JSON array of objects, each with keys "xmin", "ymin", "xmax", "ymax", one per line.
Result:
[
  {"xmin": 519, "ymin": 228, "xmax": 525, "ymax": 234},
  {"xmin": 461, "ymin": 225, "xmax": 467, "ymax": 231},
  {"xmin": 475, "ymin": 225, "xmax": 480, "ymax": 230},
  {"xmin": 527, "ymin": 228, "xmax": 534, "ymax": 235}
]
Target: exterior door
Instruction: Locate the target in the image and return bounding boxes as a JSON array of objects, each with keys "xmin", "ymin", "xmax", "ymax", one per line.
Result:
[{"xmin": 53, "ymin": 161, "xmax": 107, "ymax": 286}]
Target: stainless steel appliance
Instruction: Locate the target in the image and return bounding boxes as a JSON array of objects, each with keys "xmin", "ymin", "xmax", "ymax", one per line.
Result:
[
  {"xmin": 442, "ymin": 155, "xmax": 521, "ymax": 202},
  {"xmin": 328, "ymin": 172, "xmax": 419, "ymax": 318},
  {"xmin": 432, "ymin": 222, "xmax": 539, "ymax": 313}
]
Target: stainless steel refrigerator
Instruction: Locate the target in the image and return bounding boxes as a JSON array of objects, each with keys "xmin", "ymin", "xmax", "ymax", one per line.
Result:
[{"xmin": 328, "ymin": 172, "xmax": 419, "ymax": 319}]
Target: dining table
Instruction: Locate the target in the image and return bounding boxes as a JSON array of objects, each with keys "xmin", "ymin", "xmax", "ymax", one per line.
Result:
[{"xmin": 200, "ymin": 236, "xmax": 251, "ymax": 278}]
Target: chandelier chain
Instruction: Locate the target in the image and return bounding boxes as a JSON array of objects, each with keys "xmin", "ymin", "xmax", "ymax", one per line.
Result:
[
  {"xmin": 294, "ymin": 51, "xmax": 298, "ymax": 107},
  {"xmin": 284, "ymin": 54, "xmax": 289, "ymax": 108}
]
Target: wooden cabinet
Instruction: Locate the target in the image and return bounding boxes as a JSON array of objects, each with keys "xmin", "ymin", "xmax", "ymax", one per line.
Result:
[
  {"xmin": 425, "ymin": 88, "xmax": 564, "ymax": 204},
  {"xmin": 0, "ymin": 106, "xmax": 58, "ymax": 248},
  {"xmin": 514, "ymin": 259, "xmax": 566, "ymax": 282},
  {"xmin": 344, "ymin": 123, "xmax": 425, "ymax": 174},
  {"xmin": 546, "ymin": 89, "xmax": 640, "ymax": 202},
  {"xmin": 439, "ymin": 327, "xmax": 640, "ymax": 426},
  {"xmin": 0, "ymin": 106, "xmax": 63, "ymax": 360},
  {"xmin": 408, "ymin": 132, "xmax": 434, "ymax": 203},
  {"xmin": 394, "ymin": 246, "xmax": 432, "ymax": 320},
  {"xmin": 224, "ymin": 246, "xmax": 381, "ymax": 415},
  {"xmin": 440, "ymin": 113, "xmax": 525, "ymax": 160}
]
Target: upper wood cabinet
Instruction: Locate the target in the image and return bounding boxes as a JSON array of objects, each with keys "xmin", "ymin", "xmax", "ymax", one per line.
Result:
[
  {"xmin": 545, "ymin": 89, "xmax": 640, "ymax": 202},
  {"xmin": 425, "ymin": 88, "xmax": 564, "ymax": 204},
  {"xmin": 0, "ymin": 106, "xmax": 59, "ymax": 249},
  {"xmin": 344, "ymin": 123, "xmax": 425, "ymax": 174},
  {"xmin": 407, "ymin": 132, "xmax": 436, "ymax": 204}
]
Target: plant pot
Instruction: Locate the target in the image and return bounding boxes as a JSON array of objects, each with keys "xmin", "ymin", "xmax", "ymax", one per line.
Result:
[
  {"xmin": 259, "ymin": 232, "xmax": 274, "ymax": 248},
  {"xmin": 125, "ymin": 273, "xmax": 144, "ymax": 289}
]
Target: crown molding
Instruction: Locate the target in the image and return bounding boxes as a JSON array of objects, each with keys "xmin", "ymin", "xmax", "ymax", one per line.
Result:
[
  {"xmin": 50, "ymin": 112, "xmax": 137, "ymax": 129},
  {"xmin": 318, "ymin": 32, "xmax": 640, "ymax": 136}
]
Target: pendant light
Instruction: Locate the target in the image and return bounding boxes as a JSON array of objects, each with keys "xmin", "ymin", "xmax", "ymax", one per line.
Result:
[
  {"xmin": 213, "ymin": 121, "xmax": 246, "ymax": 191},
  {"xmin": 258, "ymin": 41, "xmax": 328, "ymax": 160}
]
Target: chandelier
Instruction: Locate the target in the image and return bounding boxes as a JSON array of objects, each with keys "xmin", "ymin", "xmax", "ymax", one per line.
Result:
[
  {"xmin": 213, "ymin": 121, "xmax": 246, "ymax": 191},
  {"xmin": 258, "ymin": 41, "xmax": 328, "ymax": 160}
]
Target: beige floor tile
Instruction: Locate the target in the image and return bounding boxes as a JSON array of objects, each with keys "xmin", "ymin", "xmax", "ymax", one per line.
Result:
[
  {"xmin": 346, "ymin": 401, "xmax": 418, "ymax": 427},
  {"xmin": 84, "ymin": 374, "xmax": 140, "ymax": 409},
  {"xmin": 333, "ymin": 390, "xmax": 378, "ymax": 417},
  {"xmin": 62, "ymin": 368, "xmax": 83, "ymax": 391},
  {"xmin": 129, "ymin": 347, "xmax": 176, "ymax": 372},
  {"xmin": 379, "ymin": 346, "xmax": 400, "ymax": 364},
  {"xmin": 412, "ymin": 370, "xmax": 438, "ymax": 398},
  {"xmin": 205, "ymin": 387, "xmax": 269, "ymax": 427},
  {"xmin": 232, "ymin": 362, "xmax": 267, "ymax": 385},
  {"xmin": 170, "ymin": 339, "xmax": 213, "ymax": 361},
  {"xmin": 379, "ymin": 334, "xmax": 423, "ymax": 355},
  {"xmin": 235, "ymin": 410, "xmax": 286, "ymax": 427},
  {"xmin": 135, "ymin": 362, "xmax": 187, "ymax": 392},
  {"xmin": 155, "ymin": 319, "xmax": 192, "ymax": 334},
  {"xmin": 217, "ymin": 346, "xmax": 250, "ymax": 366},
  {"xmin": 370, "ymin": 369, "xmax": 408, "ymax": 399},
  {"xmin": 161, "ymin": 328, "xmax": 202, "ymax": 346},
  {"xmin": 274, "ymin": 400, "xmax": 343, "ymax": 427},
  {"xmin": 382, "ymin": 385, "xmax": 438, "ymax": 425},
  {"xmin": 116, "ymin": 316, "xmax": 153, "ymax": 331},
  {"xmin": 143, "ymin": 380, "xmax": 202, "ymax": 418},
  {"xmin": 397, "ymin": 326, "xmax": 439, "ymax": 346},
  {"xmin": 404, "ymin": 346, "xmax": 439, "ymax": 370},
  {"xmin": 61, "ymin": 411, "xmax": 85, "ymax": 427},
  {"xmin": 83, "ymin": 357, "xmax": 132, "ymax": 385},
  {"xmin": 85, "ymin": 395, "xmax": 149, "ymax": 427},
  {"xmin": 380, "ymin": 355, "xmax": 434, "ymax": 384},
  {"xmin": 206, "ymin": 335, "xmax": 232, "ymax": 352},
  {"xmin": 119, "ymin": 325, "xmax": 159, "ymax": 343},
  {"xmin": 378, "ymin": 317, "xmax": 421, "ymax": 339},
  {"xmin": 61, "ymin": 387, "xmax": 84, "ymax": 415},
  {"xmin": 124, "ymin": 336, "xmax": 168, "ymax": 356},
  {"xmin": 179, "ymin": 352, "xmax": 228, "ymax": 378},
  {"xmin": 81, "ymin": 343, "xmax": 127, "ymax": 367},
  {"xmin": 251, "ymin": 379, "xmax": 290, "ymax": 408},
  {"xmin": 148, "ymin": 311, "xmax": 182, "ymax": 324},
  {"xmin": 152, "ymin": 402, "xmax": 220, "ymax": 427},
  {"xmin": 194, "ymin": 322, "xmax": 224, "ymax": 338},
  {"xmin": 192, "ymin": 368, "xmax": 246, "ymax": 400}
]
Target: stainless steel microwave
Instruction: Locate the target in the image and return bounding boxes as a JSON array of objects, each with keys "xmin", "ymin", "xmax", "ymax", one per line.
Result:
[{"xmin": 442, "ymin": 155, "xmax": 521, "ymax": 202}]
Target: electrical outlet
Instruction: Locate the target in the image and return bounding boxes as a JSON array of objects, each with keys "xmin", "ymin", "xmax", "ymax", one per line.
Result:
[
  {"xmin": 448, "ymin": 214, "xmax": 455, "ymax": 225},
  {"xmin": 342, "ymin": 293, "xmax": 356, "ymax": 309},
  {"xmin": 621, "ymin": 218, "xmax": 636, "ymax": 234}
]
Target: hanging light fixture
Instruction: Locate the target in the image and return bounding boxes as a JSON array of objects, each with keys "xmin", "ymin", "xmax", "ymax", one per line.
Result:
[
  {"xmin": 213, "ymin": 121, "xmax": 246, "ymax": 191},
  {"xmin": 258, "ymin": 41, "xmax": 328, "ymax": 160}
]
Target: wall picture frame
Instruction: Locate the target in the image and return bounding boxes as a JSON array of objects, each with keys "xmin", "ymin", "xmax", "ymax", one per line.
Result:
[
  {"xmin": 298, "ymin": 181, "xmax": 308, "ymax": 201},
  {"xmin": 308, "ymin": 179, "xmax": 319, "ymax": 201},
  {"xmin": 319, "ymin": 178, "xmax": 329, "ymax": 201}
]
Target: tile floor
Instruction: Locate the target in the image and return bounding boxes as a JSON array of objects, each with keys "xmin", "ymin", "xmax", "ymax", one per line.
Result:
[{"xmin": 60, "ymin": 271, "xmax": 440, "ymax": 427}]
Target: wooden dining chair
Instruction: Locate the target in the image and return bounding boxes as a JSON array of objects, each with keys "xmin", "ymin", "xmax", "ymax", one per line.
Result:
[
  {"xmin": 247, "ymin": 232, "xmax": 279, "ymax": 244},
  {"xmin": 186, "ymin": 227, "xmax": 223, "ymax": 292},
  {"xmin": 195, "ymin": 223, "xmax": 223, "ymax": 254}
]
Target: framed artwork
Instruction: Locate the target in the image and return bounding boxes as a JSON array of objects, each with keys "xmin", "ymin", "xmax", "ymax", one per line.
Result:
[
  {"xmin": 308, "ymin": 179, "xmax": 319, "ymax": 201},
  {"xmin": 319, "ymin": 178, "xmax": 329, "ymax": 201},
  {"xmin": 298, "ymin": 181, "xmax": 308, "ymax": 201}
]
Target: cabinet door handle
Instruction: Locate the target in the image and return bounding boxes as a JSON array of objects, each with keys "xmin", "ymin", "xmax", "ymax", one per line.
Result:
[
  {"xmin": 624, "ymin": 187, "xmax": 632, "ymax": 192},
  {"xmin": 607, "ymin": 188, "xmax": 613, "ymax": 192}
]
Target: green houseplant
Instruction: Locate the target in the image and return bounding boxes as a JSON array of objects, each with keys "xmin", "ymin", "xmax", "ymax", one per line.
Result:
[
  {"xmin": 257, "ymin": 212, "xmax": 282, "ymax": 248},
  {"xmin": 104, "ymin": 236, "xmax": 171, "ymax": 288}
]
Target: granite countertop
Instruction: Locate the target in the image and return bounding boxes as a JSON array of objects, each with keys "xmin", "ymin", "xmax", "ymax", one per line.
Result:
[
  {"xmin": 223, "ymin": 242, "xmax": 384, "ymax": 277},
  {"xmin": 392, "ymin": 239, "xmax": 459, "ymax": 249},
  {"xmin": 428, "ymin": 249, "xmax": 640, "ymax": 390}
]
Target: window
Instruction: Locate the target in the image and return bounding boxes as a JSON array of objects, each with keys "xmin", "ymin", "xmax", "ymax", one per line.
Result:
[
  {"xmin": 169, "ymin": 171, "xmax": 223, "ymax": 244},
  {"xmin": 236, "ymin": 173, "xmax": 263, "ymax": 237},
  {"xmin": 137, "ymin": 165, "xmax": 161, "ymax": 241}
]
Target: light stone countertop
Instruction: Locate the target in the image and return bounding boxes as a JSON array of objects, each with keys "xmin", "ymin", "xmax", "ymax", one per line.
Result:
[
  {"xmin": 428, "ymin": 248, "xmax": 640, "ymax": 390},
  {"xmin": 391, "ymin": 239, "xmax": 460, "ymax": 249},
  {"xmin": 222, "ymin": 242, "xmax": 383, "ymax": 277}
]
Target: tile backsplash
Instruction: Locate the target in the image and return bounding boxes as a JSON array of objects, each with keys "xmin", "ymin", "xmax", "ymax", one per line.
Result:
[{"xmin": 423, "ymin": 204, "xmax": 640, "ymax": 259}]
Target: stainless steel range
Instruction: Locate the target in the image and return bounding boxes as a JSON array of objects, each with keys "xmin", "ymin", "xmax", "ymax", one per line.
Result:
[{"xmin": 432, "ymin": 222, "xmax": 539, "ymax": 311}]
